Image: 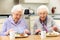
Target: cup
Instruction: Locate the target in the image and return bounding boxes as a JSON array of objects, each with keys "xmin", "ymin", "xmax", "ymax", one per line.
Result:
[
  {"xmin": 41, "ymin": 31, "xmax": 46, "ymax": 40},
  {"xmin": 9, "ymin": 31, "xmax": 15, "ymax": 40}
]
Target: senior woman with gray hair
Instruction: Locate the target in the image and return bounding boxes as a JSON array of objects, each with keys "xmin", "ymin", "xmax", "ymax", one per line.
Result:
[
  {"xmin": 0, "ymin": 4, "xmax": 30, "ymax": 36},
  {"xmin": 34, "ymin": 5, "xmax": 59, "ymax": 34}
]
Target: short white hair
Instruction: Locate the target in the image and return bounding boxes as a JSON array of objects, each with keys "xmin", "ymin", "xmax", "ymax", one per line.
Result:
[
  {"xmin": 11, "ymin": 4, "xmax": 24, "ymax": 14},
  {"xmin": 37, "ymin": 5, "xmax": 49, "ymax": 14}
]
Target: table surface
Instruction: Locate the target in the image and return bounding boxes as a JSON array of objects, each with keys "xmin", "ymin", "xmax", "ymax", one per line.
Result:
[{"xmin": 0, "ymin": 35, "xmax": 60, "ymax": 40}]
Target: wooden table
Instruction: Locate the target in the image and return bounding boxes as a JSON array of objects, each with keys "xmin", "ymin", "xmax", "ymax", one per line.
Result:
[{"xmin": 0, "ymin": 35, "xmax": 60, "ymax": 40}]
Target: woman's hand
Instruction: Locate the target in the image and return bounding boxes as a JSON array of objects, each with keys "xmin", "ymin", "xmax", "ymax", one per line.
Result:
[
  {"xmin": 35, "ymin": 29, "xmax": 41, "ymax": 33},
  {"xmin": 5, "ymin": 29, "xmax": 14, "ymax": 35},
  {"xmin": 24, "ymin": 29, "xmax": 30, "ymax": 35},
  {"xmin": 52, "ymin": 26, "xmax": 58, "ymax": 31}
]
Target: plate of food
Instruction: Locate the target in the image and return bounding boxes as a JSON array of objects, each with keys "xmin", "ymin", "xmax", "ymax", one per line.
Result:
[
  {"xmin": 15, "ymin": 33, "xmax": 28, "ymax": 38},
  {"xmin": 46, "ymin": 31, "xmax": 60, "ymax": 37}
]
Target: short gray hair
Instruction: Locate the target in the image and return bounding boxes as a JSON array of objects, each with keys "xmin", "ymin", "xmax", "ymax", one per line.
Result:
[
  {"xmin": 11, "ymin": 4, "xmax": 24, "ymax": 14},
  {"xmin": 37, "ymin": 5, "xmax": 49, "ymax": 14}
]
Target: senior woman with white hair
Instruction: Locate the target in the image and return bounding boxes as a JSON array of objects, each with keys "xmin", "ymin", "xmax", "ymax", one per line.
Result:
[
  {"xmin": 34, "ymin": 5, "xmax": 59, "ymax": 34},
  {"xmin": 0, "ymin": 4, "xmax": 30, "ymax": 36}
]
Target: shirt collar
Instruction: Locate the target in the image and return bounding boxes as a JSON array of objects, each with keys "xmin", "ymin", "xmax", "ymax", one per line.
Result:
[{"xmin": 39, "ymin": 16, "xmax": 47, "ymax": 25}]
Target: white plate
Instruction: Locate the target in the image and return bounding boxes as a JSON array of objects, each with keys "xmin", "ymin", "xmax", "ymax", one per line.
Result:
[{"xmin": 46, "ymin": 32, "xmax": 60, "ymax": 37}]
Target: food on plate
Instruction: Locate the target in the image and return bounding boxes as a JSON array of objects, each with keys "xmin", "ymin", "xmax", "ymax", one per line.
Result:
[
  {"xmin": 15, "ymin": 33, "xmax": 28, "ymax": 37},
  {"xmin": 46, "ymin": 31, "xmax": 59, "ymax": 37}
]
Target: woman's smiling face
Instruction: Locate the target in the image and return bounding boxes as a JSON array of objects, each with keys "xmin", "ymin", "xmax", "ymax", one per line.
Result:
[
  {"xmin": 12, "ymin": 10, "xmax": 23, "ymax": 23},
  {"xmin": 38, "ymin": 8, "xmax": 48, "ymax": 21}
]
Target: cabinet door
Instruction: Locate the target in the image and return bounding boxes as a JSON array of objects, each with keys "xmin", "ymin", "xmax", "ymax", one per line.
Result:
[{"xmin": 25, "ymin": 0, "xmax": 49, "ymax": 3}]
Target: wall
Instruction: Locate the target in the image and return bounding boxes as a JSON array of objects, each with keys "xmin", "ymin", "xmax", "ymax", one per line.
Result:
[
  {"xmin": 0, "ymin": 0, "xmax": 14, "ymax": 13},
  {"xmin": 0, "ymin": 0, "xmax": 60, "ymax": 14},
  {"xmin": 20, "ymin": 0, "xmax": 60, "ymax": 14},
  {"xmin": 48, "ymin": 0, "xmax": 60, "ymax": 14},
  {"xmin": 20, "ymin": 3, "xmax": 48, "ymax": 14}
]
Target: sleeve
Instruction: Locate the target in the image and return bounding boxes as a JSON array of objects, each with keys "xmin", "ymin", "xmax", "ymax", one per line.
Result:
[
  {"xmin": 51, "ymin": 19, "xmax": 57, "ymax": 27},
  {"xmin": 51, "ymin": 17, "xmax": 60, "ymax": 32},
  {"xmin": 33, "ymin": 21, "xmax": 38, "ymax": 34},
  {"xmin": 0, "ymin": 20, "xmax": 7, "ymax": 36}
]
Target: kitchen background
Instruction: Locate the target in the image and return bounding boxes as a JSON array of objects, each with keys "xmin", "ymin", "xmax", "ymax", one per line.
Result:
[{"xmin": 0, "ymin": 0, "xmax": 60, "ymax": 34}]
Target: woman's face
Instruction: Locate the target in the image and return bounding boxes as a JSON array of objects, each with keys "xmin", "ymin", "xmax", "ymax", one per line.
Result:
[
  {"xmin": 38, "ymin": 9, "xmax": 48, "ymax": 21},
  {"xmin": 12, "ymin": 10, "xmax": 23, "ymax": 23}
]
